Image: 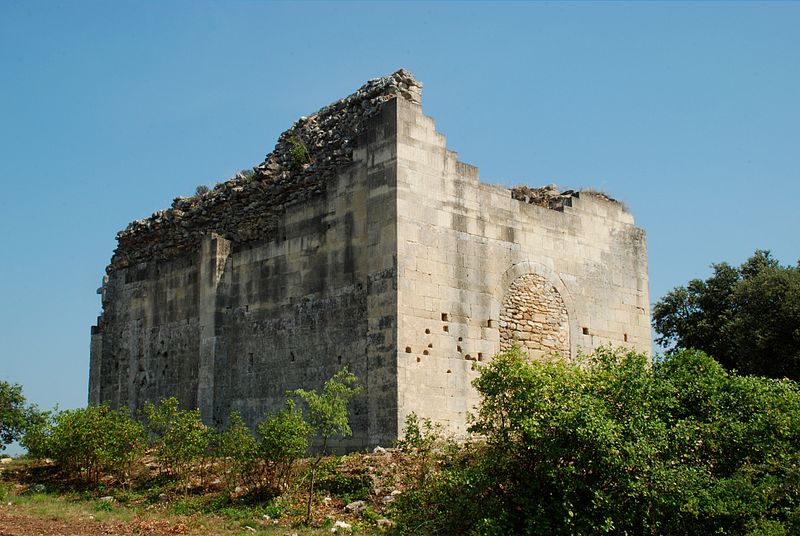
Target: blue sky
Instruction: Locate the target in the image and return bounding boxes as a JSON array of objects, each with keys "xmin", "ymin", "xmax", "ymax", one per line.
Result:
[{"xmin": 1, "ymin": 1, "xmax": 798, "ymax": 444}]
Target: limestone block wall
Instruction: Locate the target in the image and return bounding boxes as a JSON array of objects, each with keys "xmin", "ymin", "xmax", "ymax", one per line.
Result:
[
  {"xmin": 90, "ymin": 254, "xmax": 203, "ymax": 411},
  {"xmin": 90, "ymin": 70, "xmax": 650, "ymax": 449},
  {"xmin": 90, "ymin": 100, "xmax": 401, "ymax": 449},
  {"xmin": 394, "ymin": 97, "xmax": 650, "ymax": 438}
]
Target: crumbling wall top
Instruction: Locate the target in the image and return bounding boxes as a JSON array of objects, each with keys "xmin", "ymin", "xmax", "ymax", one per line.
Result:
[
  {"xmin": 511, "ymin": 184, "xmax": 626, "ymax": 212},
  {"xmin": 110, "ymin": 69, "xmax": 422, "ymax": 272}
]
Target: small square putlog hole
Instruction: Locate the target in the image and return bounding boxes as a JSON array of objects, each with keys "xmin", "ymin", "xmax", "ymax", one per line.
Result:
[
  {"xmin": 441, "ymin": 313, "xmax": 449, "ymax": 322},
  {"xmin": 487, "ymin": 319, "xmax": 495, "ymax": 328},
  {"xmin": 425, "ymin": 328, "xmax": 431, "ymax": 334},
  {"xmin": 478, "ymin": 353, "xmax": 484, "ymax": 361},
  {"xmin": 443, "ymin": 325, "xmax": 449, "ymax": 332},
  {"xmin": 405, "ymin": 346, "xmax": 412, "ymax": 353},
  {"xmin": 582, "ymin": 327, "xmax": 589, "ymax": 335}
]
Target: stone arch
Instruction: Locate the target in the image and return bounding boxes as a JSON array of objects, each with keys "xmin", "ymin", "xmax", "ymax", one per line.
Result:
[
  {"xmin": 491, "ymin": 260, "xmax": 581, "ymax": 358},
  {"xmin": 500, "ymin": 273, "xmax": 570, "ymax": 360}
]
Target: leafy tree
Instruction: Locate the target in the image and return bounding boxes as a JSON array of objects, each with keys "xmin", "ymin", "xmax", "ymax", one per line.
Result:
[
  {"xmin": 19, "ymin": 407, "xmax": 54, "ymax": 459},
  {"xmin": 396, "ymin": 412, "xmax": 449, "ymax": 486},
  {"xmin": 653, "ymin": 250, "xmax": 800, "ymax": 379},
  {"xmin": 215, "ymin": 411, "xmax": 258, "ymax": 495},
  {"xmin": 0, "ymin": 381, "xmax": 28, "ymax": 451},
  {"xmin": 292, "ymin": 368, "xmax": 362, "ymax": 524},
  {"xmin": 256, "ymin": 399, "xmax": 311, "ymax": 491},
  {"xmin": 394, "ymin": 346, "xmax": 800, "ymax": 535},
  {"xmin": 45, "ymin": 404, "xmax": 144, "ymax": 485},
  {"xmin": 143, "ymin": 397, "xmax": 212, "ymax": 491}
]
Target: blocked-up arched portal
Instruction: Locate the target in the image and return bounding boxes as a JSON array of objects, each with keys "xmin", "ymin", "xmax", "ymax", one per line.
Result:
[{"xmin": 499, "ymin": 273, "xmax": 570, "ymax": 360}]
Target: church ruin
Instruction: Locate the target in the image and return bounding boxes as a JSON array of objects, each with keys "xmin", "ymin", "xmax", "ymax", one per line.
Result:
[{"xmin": 89, "ymin": 70, "xmax": 651, "ymax": 449}]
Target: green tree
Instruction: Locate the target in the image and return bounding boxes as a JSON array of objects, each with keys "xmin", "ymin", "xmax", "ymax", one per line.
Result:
[
  {"xmin": 0, "ymin": 381, "xmax": 28, "ymax": 451},
  {"xmin": 143, "ymin": 397, "xmax": 212, "ymax": 491},
  {"xmin": 653, "ymin": 250, "xmax": 800, "ymax": 379},
  {"xmin": 19, "ymin": 407, "xmax": 55, "ymax": 459},
  {"xmin": 292, "ymin": 368, "xmax": 362, "ymax": 524},
  {"xmin": 45, "ymin": 404, "xmax": 144, "ymax": 485},
  {"xmin": 215, "ymin": 411, "xmax": 258, "ymax": 495},
  {"xmin": 256, "ymin": 399, "xmax": 311, "ymax": 491},
  {"xmin": 394, "ymin": 346, "xmax": 800, "ymax": 535}
]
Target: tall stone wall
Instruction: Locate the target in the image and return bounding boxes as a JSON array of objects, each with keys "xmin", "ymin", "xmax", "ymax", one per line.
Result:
[
  {"xmin": 393, "ymin": 97, "xmax": 650, "ymax": 438},
  {"xmin": 90, "ymin": 85, "xmax": 404, "ymax": 449},
  {"xmin": 91, "ymin": 70, "xmax": 650, "ymax": 448}
]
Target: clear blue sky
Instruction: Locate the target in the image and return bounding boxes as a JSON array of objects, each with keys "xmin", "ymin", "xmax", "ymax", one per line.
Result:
[{"xmin": 1, "ymin": 1, "xmax": 798, "ymax": 441}]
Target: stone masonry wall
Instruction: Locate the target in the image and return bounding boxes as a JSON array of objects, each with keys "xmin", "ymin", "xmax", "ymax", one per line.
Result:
[
  {"xmin": 110, "ymin": 70, "xmax": 420, "ymax": 272},
  {"xmin": 91, "ymin": 70, "xmax": 650, "ymax": 448},
  {"xmin": 499, "ymin": 273, "xmax": 570, "ymax": 359},
  {"xmin": 91, "ymin": 81, "xmax": 403, "ymax": 449},
  {"xmin": 393, "ymin": 96, "xmax": 650, "ymax": 439}
]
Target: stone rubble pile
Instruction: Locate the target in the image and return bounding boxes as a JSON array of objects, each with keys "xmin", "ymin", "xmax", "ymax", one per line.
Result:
[
  {"xmin": 511, "ymin": 184, "xmax": 578, "ymax": 210},
  {"xmin": 110, "ymin": 69, "xmax": 423, "ymax": 273},
  {"xmin": 511, "ymin": 184, "xmax": 623, "ymax": 211}
]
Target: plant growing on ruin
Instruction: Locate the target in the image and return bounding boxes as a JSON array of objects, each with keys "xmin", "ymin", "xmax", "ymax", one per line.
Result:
[
  {"xmin": 396, "ymin": 412, "xmax": 448, "ymax": 486},
  {"xmin": 292, "ymin": 368, "xmax": 362, "ymax": 524},
  {"xmin": 287, "ymin": 136, "xmax": 310, "ymax": 169}
]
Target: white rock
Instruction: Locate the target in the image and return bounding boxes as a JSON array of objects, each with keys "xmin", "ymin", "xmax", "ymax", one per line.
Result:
[
  {"xmin": 345, "ymin": 500, "xmax": 366, "ymax": 513},
  {"xmin": 331, "ymin": 520, "xmax": 352, "ymax": 532}
]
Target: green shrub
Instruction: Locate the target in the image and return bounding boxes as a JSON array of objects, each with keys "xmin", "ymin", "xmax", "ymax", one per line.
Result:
[
  {"xmin": 20, "ymin": 408, "xmax": 55, "ymax": 459},
  {"xmin": 143, "ymin": 398, "xmax": 212, "ymax": 490},
  {"xmin": 292, "ymin": 367, "xmax": 362, "ymax": 523},
  {"xmin": 287, "ymin": 136, "xmax": 310, "ymax": 169},
  {"xmin": 0, "ymin": 381, "xmax": 29, "ymax": 450},
  {"xmin": 396, "ymin": 412, "xmax": 448, "ymax": 486},
  {"xmin": 256, "ymin": 399, "xmax": 310, "ymax": 490},
  {"xmin": 43, "ymin": 404, "xmax": 144, "ymax": 486},
  {"xmin": 0, "ymin": 480, "xmax": 13, "ymax": 501},
  {"xmin": 215, "ymin": 411, "xmax": 258, "ymax": 494},
  {"xmin": 395, "ymin": 346, "xmax": 800, "ymax": 535},
  {"xmin": 318, "ymin": 472, "xmax": 371, "ymax": 503}
]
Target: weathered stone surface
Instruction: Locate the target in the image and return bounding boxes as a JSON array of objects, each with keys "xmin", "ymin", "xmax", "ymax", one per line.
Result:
[
  {"xmin": 89, "ymin": 69, "xmax": 650, "ymax": 450},
  {"xmin": 111, "ymin": 69, "xmax": 421, "ymax": 271}
]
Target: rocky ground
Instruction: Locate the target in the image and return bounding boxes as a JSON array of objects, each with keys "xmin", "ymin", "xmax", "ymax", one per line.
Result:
[{"xmin": 0, "ymin": 446, "xmax": 438, "ymax": 536}]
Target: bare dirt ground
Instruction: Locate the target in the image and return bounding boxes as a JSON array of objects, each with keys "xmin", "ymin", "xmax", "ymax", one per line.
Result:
[{"xmin": 0, "ymin": 508, "xmax": 189, "ymax": 536}]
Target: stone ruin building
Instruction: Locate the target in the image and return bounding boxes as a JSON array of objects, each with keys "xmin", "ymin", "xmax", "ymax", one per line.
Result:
[{"xmin": 89, "ymin": 69, "xmax": 651, "ymax": 449}]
